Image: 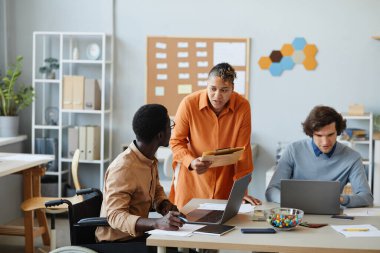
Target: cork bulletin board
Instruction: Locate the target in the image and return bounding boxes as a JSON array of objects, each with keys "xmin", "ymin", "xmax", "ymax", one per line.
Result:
[{"xmin": 146, "ymin": 36, "xmax": 250, "ymax": 116}]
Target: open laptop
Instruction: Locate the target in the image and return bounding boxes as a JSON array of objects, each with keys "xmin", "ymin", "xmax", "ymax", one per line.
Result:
[
  {"xmin": 183, "ymin": 173, "xmax": 251, "ymax": 225},
  {"xmin": 281, "ymin": 179, "xmax": 341, "ymax": 215}
]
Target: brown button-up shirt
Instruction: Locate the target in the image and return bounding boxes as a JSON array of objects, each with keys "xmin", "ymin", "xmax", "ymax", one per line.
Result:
[{"xmin": 95, "ymin": 141, "xmax": 168, "ymax": 241}]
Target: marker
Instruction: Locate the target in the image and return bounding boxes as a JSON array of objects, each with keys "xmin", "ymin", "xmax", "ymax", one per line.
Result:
[
  {"xmin": 178, "ymin": 216, "xmax": 188, "ymax": 223},
  {"xmin": 343, "ymin": 228, "xmax": 369, "ymax": 232}
]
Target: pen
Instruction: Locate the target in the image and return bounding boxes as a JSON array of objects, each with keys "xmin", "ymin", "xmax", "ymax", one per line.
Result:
[{"xmin": 343, "ymin": 228, "xmax": 369, "ymax": 232}]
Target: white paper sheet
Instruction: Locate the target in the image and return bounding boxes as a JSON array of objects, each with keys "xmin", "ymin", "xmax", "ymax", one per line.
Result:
[
  {"xmin": 155, "ymin": 53, "xmax": 167, "ymax": 59},
  {"xmin": 156, "ymin": 63, "xmax": 168, "ymax": 69},
  {"xmin": 331, "ymin": 224, "xmax": 380, "ymax": 237},
  {"xmin": 177, "ymin": 42, "xmax": 189, "ymax": 48},
  {"xmin": 196, "ymin": 51, "xmax": 207, "ymax": 57},
  {"xmin": 155, "ymin": 86, "xmax": 165, "ymax": 96},
  {"xmin": 178, "ymin": 62, "xmax": 189, "ymax": 68},
  {"xmin": 213, "ymin": 42, "xmax": 246, "ymax": 66},
  {"xmin": 343, "ymin": 208, "xmax": 380, "ymax": 216},
  {"xmin": 234, "ymin": 71, "xmax": 246, "ymax": 94},
  {"xmin": 157, "ymin": 74, "xmax": 168, "ymax": 80},
  {"xmin": 177, "ymin": 52, "xmax": 189, "ymax": 58},
  {"xmin": 155, "ymin": 42, "xmax": 167, "ymax": 49},
  {"xmin": 197, "ymin": 203, "xmax": 255, "ymax": 213},
  {"xmin": 147, "ymin": 224, "xmax": 204, "ymax": 237},
  {"xmin": 196, "ymin": 42, "xmax": 207, "ymax": 48}
]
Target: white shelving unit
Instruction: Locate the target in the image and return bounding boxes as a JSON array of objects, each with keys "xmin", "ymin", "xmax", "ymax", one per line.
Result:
[
  {"xmin": 341, "ymin": 113, "xmax": 373, "ymax": 190},
  {"xmin": 32, "ymin": 32, "xmax": 113, "ymax": 196}
]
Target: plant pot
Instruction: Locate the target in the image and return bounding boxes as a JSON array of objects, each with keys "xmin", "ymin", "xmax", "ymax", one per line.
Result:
[{"xmin": 0, "ymin": 116, "xmax": 19, "ymax": 137}]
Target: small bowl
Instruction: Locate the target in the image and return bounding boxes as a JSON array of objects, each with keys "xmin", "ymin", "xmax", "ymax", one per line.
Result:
[{"xmin": 265, "ymin": 207, "xmax": 304, "ymax": 231}]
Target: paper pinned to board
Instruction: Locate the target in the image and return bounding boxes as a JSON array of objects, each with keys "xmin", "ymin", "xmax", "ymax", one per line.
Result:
[{"xmin": 200, "ymin": 147, "xmax": 245, "ymax": 168}]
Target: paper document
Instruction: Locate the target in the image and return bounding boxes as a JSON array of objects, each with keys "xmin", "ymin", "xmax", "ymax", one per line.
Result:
[
  {"xmin": 198, "ymin": 203, "xmax": 254, "ymax": 213},
  {"xmin": 147, "ymin": 224, "xmax": 203, "ymax": 237},
  {"xmin": 201, "ymin": 147, "xmax": 245, "ymax": 168},
  {"xmin": 331, "ymin": 224, "xmax": 380, "ymax": 237},
  {"xmin": 343, "ymin": 208, "xmax": 380, "ymax": 216}
]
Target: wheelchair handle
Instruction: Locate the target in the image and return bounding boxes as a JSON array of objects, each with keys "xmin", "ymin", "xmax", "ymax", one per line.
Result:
[
  {"xmin": 45, "ymin": 199, "xmax": 72, "ymax": 208},
  {"xmin": 76, "ymin": 188, "xmax": 102, "ymax": 196}
]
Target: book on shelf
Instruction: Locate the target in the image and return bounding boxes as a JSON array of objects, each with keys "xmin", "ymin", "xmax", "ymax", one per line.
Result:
[{"xmin": 193, "ymin": 224, "xmax": 235, "ymax": 236}]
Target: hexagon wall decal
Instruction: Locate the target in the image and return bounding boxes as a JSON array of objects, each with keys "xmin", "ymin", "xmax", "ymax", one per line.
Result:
[{"xmin": 258, "ymin": 37, "xmax": 318, "ymax": 76}]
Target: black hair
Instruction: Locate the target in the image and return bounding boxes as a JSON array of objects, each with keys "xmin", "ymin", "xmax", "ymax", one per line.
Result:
[
  {"xmin": 302, "ymin": 105, "xmax": 346, "ymax": 137},
  {"xmin": 132, "ymin": 104, "xmax": 169, "ymax": 143},
  {"xmin": 208, "ymin": 62, "xmax": 236, "ymax": 84}
]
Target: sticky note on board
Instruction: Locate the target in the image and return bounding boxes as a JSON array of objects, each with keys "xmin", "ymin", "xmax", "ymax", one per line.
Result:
[
  {"xmin": 177, "ymin": 42, "xmax": 189, "ymax": 48},
  {"xmin": 178, "ymin": 84, "xmax": 192, "ymax": 94},
  {"xmin": 177, "ymin": 52, "xmax": 189, "ymax": 58},
  {"xmin": 196, "ymin": 51, "xmax": 208, "ymax": 57},
  {"xmin": 178, "ymin": 73, "xmax": 190, "ymax": 79},
  {"xmin": 196, "ymin": 42, "xmax": 207, "ymax": 48},
  {"xmin": 156, "ymin": 53, "xmax": 167, "ymax": 59},
  {"xmin": 155, "ymin": 42, "xmax": 167, "ymax": 49},
  {"xmin": 157, "ymin": 74, "xmax": 168, "ymax": 80},
  {"xmin": 178, "ymin": 62, "xmax": 189, "ymax": 68},
  {"xmin": 155, "ymin": 86, "xmax": 165, "ymax": 96},
  {"xmin": 156, "ymin": 63, "xmax": 168, "ymax": 69}
]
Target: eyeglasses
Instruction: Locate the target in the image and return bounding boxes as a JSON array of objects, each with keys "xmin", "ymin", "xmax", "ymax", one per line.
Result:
[{"xmin": 170, "ymin": 119, "xmax": 176, "ymax": 129}]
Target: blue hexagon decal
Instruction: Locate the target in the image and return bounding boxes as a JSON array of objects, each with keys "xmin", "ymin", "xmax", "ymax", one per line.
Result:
[
  {"xmin": 280, "ymin": 56, "xmax": 295, "ymax": 70},
  {"xmin": 292, "ymin": 37, "xmax": 307, "ymax": 50},
  {"xmin": 269, "ymin": 63, "xmax": 283, "ymax": 76}
]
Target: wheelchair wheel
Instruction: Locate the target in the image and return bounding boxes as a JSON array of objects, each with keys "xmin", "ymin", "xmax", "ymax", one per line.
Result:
[{"xmin": 50, "ymin": 246, "xmax": 98, "ymax": 253}]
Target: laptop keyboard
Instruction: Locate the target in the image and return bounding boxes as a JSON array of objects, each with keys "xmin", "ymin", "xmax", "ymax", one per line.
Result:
[{"xmin": 196, "ymin": 210, "xmax": 224, "ymax": 223}]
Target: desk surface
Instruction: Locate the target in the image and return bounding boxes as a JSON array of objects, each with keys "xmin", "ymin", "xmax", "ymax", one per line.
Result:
[
  {"xmin": 147, "ymin": 199, "xmax": 380, "ymax": 253},
  {"xmin": 0, "ymin": 153, "xmax": 54, "ymax": 177}
]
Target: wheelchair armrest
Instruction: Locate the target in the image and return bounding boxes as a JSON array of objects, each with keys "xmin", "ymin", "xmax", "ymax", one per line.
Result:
[{"xmin": 76, "ymin": 217, "xmax": 109, "ymax": 227}]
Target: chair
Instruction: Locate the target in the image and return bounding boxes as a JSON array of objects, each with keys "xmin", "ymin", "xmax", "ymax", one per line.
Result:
[
  {"xmin": 21, "ymin": 149, "xmax": 83, "ymax": 251},
  {"xmin": 45, "ymin": 188, "xmax": 154, "ymax": 253}
]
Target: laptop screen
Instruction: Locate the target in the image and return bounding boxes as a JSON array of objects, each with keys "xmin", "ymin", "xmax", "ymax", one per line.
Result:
[{"xmin": 280, "ymin": 179, "xmax": 341, "ymax": 215}]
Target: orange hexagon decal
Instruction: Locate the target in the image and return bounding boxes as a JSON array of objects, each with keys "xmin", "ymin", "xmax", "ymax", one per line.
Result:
[
  {"xmin": 281, "ymin": 44, "xmax": 294, "ymax": 56},
  {"xmin": 303, "ymin": 57, "xmax": 318, "ymax": 70},
  {"xmin": 304, "ymin": 44, "xmax": 318, "ymax": 57},
  {"xmin": 258, "ymin": 56, "xmax": 272, "ymax": 70}
]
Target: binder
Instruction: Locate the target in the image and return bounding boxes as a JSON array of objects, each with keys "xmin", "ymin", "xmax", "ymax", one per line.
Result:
[
  {"xmin": 200, "ymin": 147, "xmax": 245, "ymax": 168},
  {"xmin": 86, "ymin": 125, "xmax": 100, "ymax": 160},
  {"xmin": 84, "ymin": 79, "xmax": 101, "ymax": 110},
  {"xmin": 72, "ymin": 75, "xmax": 85, "ymax": 109},
  {"xmin": 63, "ymin": 76, "xmax": 73, "ymax": 109},
  {"xmin": 67, "ymin": 126, "xmax": 79, "ymax": 158},
  {"xmin": 79, "ymin": 126, "xmax": 87, "ymax": 160}
]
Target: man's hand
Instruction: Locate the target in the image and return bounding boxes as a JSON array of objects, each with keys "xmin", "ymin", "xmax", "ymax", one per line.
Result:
[
  {"xmin": 243, "ymin": 195, "xmax": 262, "ymax": 205},
  {"xmin": 190, "ymin": 158, "xmax": 213, "ymax": 174},
  {"xmin": 158, "ymin": 200, "xmax": 179, "ymax": 216},
  {"xmin": 154, "ymin": 211, "xmax": 184, "ymax": 231}
]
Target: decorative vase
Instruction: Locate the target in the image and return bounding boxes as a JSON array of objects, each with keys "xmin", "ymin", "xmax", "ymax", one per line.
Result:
[{"xmin": 0, "ymin": 116, "xmax": 19, "ymax": 137}]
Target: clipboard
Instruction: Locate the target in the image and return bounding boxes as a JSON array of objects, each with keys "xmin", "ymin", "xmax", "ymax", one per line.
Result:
[{"xmin": 200, "ymin": 147, "xmax": 245, "ymax": 168}]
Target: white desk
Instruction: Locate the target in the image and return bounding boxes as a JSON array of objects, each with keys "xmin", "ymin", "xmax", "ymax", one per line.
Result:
[
  {"xmin": 0, "ymin": 153, "xmax": 54, "ymax": 253},
  {"xmin": 147, "ymin": 199, "xmax": 380, "ymax": 253}
]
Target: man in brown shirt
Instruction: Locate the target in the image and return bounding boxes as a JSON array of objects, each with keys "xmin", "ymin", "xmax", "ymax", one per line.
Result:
[{"xmin": 96, "ymin": 104, "xmax": 184, "ymax": 244}]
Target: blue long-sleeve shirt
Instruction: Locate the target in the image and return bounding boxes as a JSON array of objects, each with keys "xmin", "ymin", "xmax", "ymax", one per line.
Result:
[{"xmin": 265, "ymin": 139, "xmax": 373, "ymax": 208}]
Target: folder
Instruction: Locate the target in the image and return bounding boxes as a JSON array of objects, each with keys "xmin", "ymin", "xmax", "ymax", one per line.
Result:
[
  {"xmin": 84, "ymin": 79, "xmax": 101, "ymax": 110},
  {"xmin": 79, "ymin": 126, "xmax": 87, "ymax": 160},
  {"xmin": 200, "ymin": 147, "xmax": 245, "ymax": 168},
  {"xmin": 63, "ymin": 76, "xmax": 73, "ymax": 109},
  {"xmin": 67, "ymin": 126, "xmax": 79, "ymax": 158},
  {"xmin": 86, "ymin": 125, "xmax": 100, "ymax": 160},
  {"xmin": 72, "ymin": 76, "xmax": 85, "ymax": 109}
]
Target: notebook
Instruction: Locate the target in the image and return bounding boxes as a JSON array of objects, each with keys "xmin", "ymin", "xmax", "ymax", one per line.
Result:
[
  {"xmin": 183, "ymin": 173, "xmax": 251, "ymax": 225},
  {"xmin": 193, "ymin": 224, "xmax": 235, "ymax": 236},
  {"xmin": 280, "ymin": 179, "xmax": 341, "ymax": 215}
]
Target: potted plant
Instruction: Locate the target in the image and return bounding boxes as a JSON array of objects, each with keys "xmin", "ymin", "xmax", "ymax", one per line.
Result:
[
  {"xmin": 0, "ymin": 56, "xmax": 34, "ymax": 137},
  {"xmin": 39, "ymin": 57, "xmax": 59, "ymax": 79}
]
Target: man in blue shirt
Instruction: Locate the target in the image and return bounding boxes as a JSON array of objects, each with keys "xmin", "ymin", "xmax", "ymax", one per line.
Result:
[{"xmin": 266, "ymin": 105, "xmax": 373, "ymax": 207}]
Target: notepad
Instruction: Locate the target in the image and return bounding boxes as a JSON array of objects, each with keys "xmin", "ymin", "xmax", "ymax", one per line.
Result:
[
  {"xmin": 200, "ymin": 147, "xmax": 245, "ymax": 168},
  {"xmin": 193, "ymin": 224, "xmax": 235, "ymax": 236}
]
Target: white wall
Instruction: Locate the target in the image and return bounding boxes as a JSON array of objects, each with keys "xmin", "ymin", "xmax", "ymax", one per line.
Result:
[{"xmin": 3, "ymin": 0, "xmax": 380, "ymax": 200}]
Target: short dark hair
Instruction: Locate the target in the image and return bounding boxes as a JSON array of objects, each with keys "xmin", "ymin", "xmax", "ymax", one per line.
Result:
[
  {"xmin": 302, "ymin": 105, "xmax": 346, "ymax": 137},
  {"xmin": 132, "ymin": 104, "xmax": 168, "ymax": 143},
  {"xmin": 208, "ymin": 62, "xmax": 236, "ymax": 84}
]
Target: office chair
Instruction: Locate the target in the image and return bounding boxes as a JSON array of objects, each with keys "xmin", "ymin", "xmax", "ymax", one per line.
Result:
[
  {"xmin": 21, "ymin": 149, "xmax": 83, "ymax": 251},
  {"xmin": 45, "ymin": 188, "xmax": 154, "ymax": 253}
]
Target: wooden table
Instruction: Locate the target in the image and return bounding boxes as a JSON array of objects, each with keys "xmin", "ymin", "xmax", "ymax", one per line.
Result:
[
  {"xmin": 147, "ymin": 199, "xmax": 380, "ymax": 253},
  {"xmin": 0, "ymin": 153, "xmax": 54, "ymax": 253}
]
